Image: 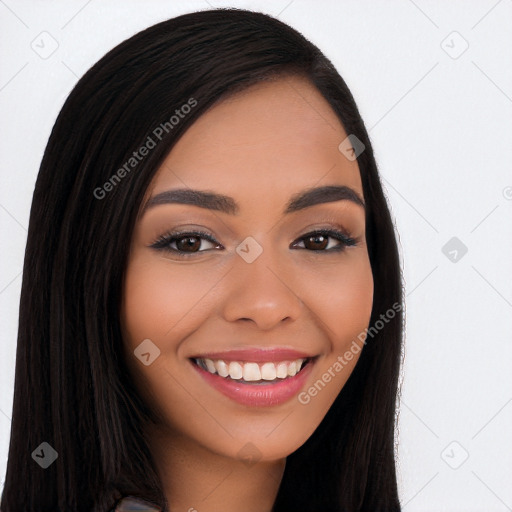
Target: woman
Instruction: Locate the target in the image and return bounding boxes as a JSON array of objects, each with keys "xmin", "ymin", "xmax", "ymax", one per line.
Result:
[{"xmin": 1, "ymin": 8, "xmax": 404, "ymax": 512}]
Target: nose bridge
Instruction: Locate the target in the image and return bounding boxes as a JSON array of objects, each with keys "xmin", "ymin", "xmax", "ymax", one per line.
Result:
[{"xmin": 220, "ymin": 236, "xmax": 303, "ymax": 328}]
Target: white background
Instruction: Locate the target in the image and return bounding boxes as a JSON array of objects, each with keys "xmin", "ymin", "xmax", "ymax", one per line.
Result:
[{"xmin": 1, "ymin": 1, "xmax": 511, "ymax": 510}]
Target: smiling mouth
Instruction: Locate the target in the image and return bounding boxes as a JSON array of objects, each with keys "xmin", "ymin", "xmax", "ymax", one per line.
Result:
[{"xmin": 191, "ymin": 357, "xmax": 313, "ymax": 385}]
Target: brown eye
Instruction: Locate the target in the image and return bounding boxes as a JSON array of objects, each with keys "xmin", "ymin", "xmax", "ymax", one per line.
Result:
[
  {"xmin": 175, "ymin": 235, "xmax": 202, "ymax": 252},
  {"xmin": 293, "ymin": 229, "xmax": 357, "ymax": 253},
  {"xmin": 303, "ymin": 234, "xmax": 329, "ymax": 251},
  {"xmin": 150, "ymin": 230, "xmax": 221, "ymax": 257}
]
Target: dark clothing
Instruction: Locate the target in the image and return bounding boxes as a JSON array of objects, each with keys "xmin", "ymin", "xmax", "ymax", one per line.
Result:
[{"xmin": 109, "ymin": 496, "xmax": 162, "ymax": 511}]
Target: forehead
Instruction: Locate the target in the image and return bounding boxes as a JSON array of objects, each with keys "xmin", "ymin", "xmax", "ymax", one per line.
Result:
[{"xmin": 149, "ymin": 75, "xmax": 363, "ymax": 203}]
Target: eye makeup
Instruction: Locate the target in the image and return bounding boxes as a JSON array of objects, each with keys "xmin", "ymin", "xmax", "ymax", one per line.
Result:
[{"xmin": 148, "ymin": 226, "xmax": 358, "ymax": 259}]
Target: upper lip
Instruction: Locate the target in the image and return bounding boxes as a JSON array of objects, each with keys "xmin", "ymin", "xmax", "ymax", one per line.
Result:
[{"xmin": 190, "ymin": 347, "xmax": 316, "ymax": 363}]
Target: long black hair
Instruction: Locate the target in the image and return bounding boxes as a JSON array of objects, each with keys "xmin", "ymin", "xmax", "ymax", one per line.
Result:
[{"xmin": 1, "ymin": 8, "xmax": 403, "ymax": 512}]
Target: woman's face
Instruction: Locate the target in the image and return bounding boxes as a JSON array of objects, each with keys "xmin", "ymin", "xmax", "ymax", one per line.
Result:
[{"xmin": 120, "ymin": 75, "xmax": 373, "ymax": 463}]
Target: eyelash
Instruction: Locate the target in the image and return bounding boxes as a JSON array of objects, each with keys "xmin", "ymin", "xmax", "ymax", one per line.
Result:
[{"xmin": 149, "ymin": 228, "xmax": 357, "ymax": 258}]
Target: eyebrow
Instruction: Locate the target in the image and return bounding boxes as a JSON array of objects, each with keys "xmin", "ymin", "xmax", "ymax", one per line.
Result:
[{"xmin": 141, "ymin": 184, "xmax": 365, "ymax": 216}]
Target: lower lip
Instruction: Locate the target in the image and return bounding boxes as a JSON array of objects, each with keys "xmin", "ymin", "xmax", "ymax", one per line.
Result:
[{"xmin": 191, "ymin": 359, "xmax": 315, "ymax": 407}]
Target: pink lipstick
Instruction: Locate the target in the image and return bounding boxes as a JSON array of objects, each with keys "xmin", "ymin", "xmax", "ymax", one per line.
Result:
[{"xmin": 189, "ymin": 348, "xmax": 316, "ymax": 407}]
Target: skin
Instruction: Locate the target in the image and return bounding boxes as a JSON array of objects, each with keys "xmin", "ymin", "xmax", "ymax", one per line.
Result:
[{"xmin": 120, "ymin": 75, "xmax": 374, "ymax": 512}]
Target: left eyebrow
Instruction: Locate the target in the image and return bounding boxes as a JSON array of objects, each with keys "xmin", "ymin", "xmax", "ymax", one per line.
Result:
[
  {"xmin": 284, "ymin": 185, "xmax": 365, "ymax": 213},
  {"xmin": 141, "ymin": 184, "xmax": 365, "ymax": 216}
]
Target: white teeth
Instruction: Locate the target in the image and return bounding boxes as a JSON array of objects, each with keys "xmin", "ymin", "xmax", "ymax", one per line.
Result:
[
  {"xmin": 205, "ymin": 359, "xmax": 216, "ymax": 373},
  {"xmin": 243, "ymin": 362, "xmax": 261, "ymax": 381},
  {"xmin": 276, "ymin": 362, "xmax": 288, "ymax": 379},
  {"xmin": 287, "ymin": 361, "xmax": 297, "ymax": 377},
  {"xmin": 215, "ymin": 359, "xmax": 229, "ymax": 377},
  {"xmin": 197, "ymin": 357, "xmax": 308, "ymax": 382},
  {"xmin": 228, "ymin": 361, "xmax": 243, "ymax": 380},
  {"xmin": 261, "ymin": 362, "xmax": 277, "ymax": 380}
]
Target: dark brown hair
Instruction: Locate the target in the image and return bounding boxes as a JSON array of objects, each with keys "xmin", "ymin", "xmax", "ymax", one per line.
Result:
[{"xmin": 1, "ymin": 8, "xmax": 403, "ymax": 512}]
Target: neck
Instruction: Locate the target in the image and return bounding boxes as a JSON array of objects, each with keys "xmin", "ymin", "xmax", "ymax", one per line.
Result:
[{"xmin": 146, "ymin": 424, "xmax": 286, "ymax": 512}]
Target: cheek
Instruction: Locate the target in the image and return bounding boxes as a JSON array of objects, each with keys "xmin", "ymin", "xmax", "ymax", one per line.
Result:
[
  {"xmin": 121, "ymin": 257, "xmax": 223, "ymax": 350},
  {"xmin": 331, "ymin": 262, "xmax": 374, "ymax": 342},
  {"xmin": 119, "ymin": 257, "xmax": 217, "ymax": 406},
  {"xmin": 293, "ymin": 255, "xmax": 373, "ymax": 414},
  {"xmin": 301, "ymin": 254, "xmax": 374, "ymax": 345}
]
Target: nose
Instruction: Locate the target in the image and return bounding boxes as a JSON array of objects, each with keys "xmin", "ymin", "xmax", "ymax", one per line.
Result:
[{"xmin": 220, "ymin": 245, "xmax": 304, "ymax": 330}]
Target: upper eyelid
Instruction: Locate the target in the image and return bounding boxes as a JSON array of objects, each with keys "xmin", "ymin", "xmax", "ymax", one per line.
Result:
[
  {"xmin": 155, "ymin": 220, "xmax": 354, "ymax": 240},
  {"xmin": 154, "ymin": 227, "xmax": 352, "ymax": 241}
]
